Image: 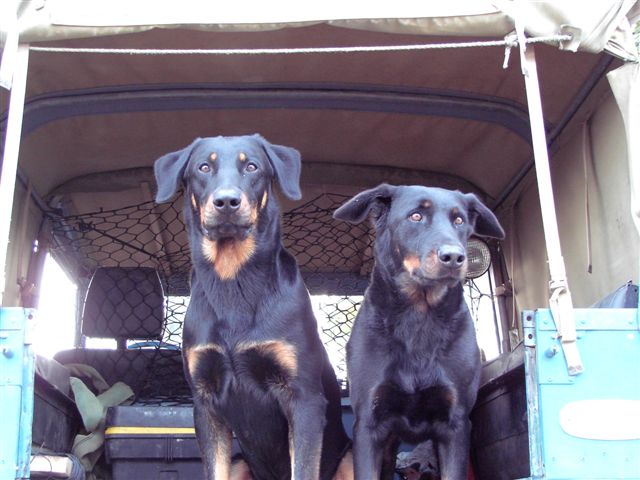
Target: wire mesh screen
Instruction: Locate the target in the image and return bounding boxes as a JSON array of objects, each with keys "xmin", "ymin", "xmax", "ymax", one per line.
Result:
[{"xmin": 46, "ymin": 193, "xmax": 372, "ymax": 401}]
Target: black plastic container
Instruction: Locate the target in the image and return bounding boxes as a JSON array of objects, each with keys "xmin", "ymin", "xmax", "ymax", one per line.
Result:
[
  {"xmin": 105, "ymin": 405, "xmax": 207, "ymax": 480},
  {"xmin": 470, "ymin": 344, "xmax": 529, "ymax": 480}
]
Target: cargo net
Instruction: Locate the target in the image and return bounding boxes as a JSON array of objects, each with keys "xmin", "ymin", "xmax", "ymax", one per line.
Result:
[{"xmin": 46, "ymin": 193, "xmax": 372, "ymax": 403}]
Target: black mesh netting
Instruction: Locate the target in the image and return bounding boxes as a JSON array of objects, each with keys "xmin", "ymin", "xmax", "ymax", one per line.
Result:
[{"xmin": 47, "ymin": 193, "xmax": 372, "ymax": 403}]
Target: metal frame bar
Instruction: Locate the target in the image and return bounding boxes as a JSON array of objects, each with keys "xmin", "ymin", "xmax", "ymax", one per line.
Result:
[{"xmin": 0, "ymin": 45, "xmax": 30, "ymax": 304}]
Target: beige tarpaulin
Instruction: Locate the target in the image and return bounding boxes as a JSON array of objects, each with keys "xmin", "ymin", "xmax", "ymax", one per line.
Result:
[
  {"xmin": 608, "ymin": 62, "xmax": 640, "ymax": 236},
  {"xmin": 1, "ymin": 1, "xmax": 638, "ymax": 57}
]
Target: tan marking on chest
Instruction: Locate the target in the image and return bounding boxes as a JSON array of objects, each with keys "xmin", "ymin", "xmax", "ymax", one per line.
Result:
[
  {"xmin": 202, "ymin": 235, "xmax": 256, "ymax": 280},
  {"xmin": 399, "ymin": 282, "xmax": 448, "ymax": 313},
  {"xmin": 185, "ymin": 343, "xmax": 225, "ymax": 377},
  {"xmin": 237, "ymin": 340, "xmax": 298, "ymax": 376}
]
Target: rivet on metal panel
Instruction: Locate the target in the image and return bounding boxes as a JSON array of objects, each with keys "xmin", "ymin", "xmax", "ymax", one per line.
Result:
[{"xmin": 545, "ymin": 345, "xmax": 559, "ymax": 357}]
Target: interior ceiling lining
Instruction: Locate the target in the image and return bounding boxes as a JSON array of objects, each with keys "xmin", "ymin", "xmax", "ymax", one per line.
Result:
[
  {"xmin": 22, "ymin": 25, "xmax": 603, "ymax": 121},
  {"xmin": 4, "ymin": 24, "xmax": 609, "ymax": 214},
  {"xmin": 19, "ymin": 108, "xmax": 531, "ymax": 200},
  {"xmin": 15, "ymin": 83, "xmax": 533, "ymax": 141}
]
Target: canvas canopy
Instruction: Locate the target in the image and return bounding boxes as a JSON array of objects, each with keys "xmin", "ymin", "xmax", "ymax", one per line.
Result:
[
  {"xmin": 0, "ymin": 1, "xmax": 638, "ymax": 318},
  {"xmin": 1, "ymin": 1, "xmax": 638, "ymax": 57}
]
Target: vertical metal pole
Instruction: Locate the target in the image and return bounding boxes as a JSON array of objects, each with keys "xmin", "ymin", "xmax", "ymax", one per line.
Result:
[
  {"xmin": 0, "ymin": 45, "xmax": 29, "ymax": 305},
  {"xmin": 521, "ymin": 43, "xmax": 583, "ymax": 375}
]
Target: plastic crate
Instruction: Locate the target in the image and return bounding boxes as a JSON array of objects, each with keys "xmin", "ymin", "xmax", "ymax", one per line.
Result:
[{"xmin": 105, "ymin": 405, "xmax": 204, "ymax": 480}]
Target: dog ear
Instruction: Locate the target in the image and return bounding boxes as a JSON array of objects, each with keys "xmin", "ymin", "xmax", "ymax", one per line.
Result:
[
  {"xmin": 333, "ymin": 184, "xmax": 396, "ymax": 224},
  {"xmin": 465, "ymin": 193, "xmax": 505, "ymax": 239},
  {"xmin": 154, "ymin": 138, "xmax": 201, "ymax": 203},
  {"xmin": 254, "ymin": 135, "xmax": 302, "ymax": 201}
]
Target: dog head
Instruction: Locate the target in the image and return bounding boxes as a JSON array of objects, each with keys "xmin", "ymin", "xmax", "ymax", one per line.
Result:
[
  {"xmin": 154, "ymin": 135, "xmax": 301, "ymax": 279},
  {"xmin": 334, "ymin": 184, "xmax": 504, "ymax": 304}
]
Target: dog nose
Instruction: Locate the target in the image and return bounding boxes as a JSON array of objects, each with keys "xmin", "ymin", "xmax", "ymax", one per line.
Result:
[
  {"xmin": 213, "ymin": 188, "xmax": 242, "ymax": 212},
  {"xmin": 437, "ymin": 245, "xmax": 466, "ymax": 268}
]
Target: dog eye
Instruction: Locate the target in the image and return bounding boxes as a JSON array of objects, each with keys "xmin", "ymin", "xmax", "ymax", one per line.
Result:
[
  {"xmin": 454, "ymin": 216, "xmax": 464, "ymax": 225},
  {"xmin": 199, "ymin": 163, "xmax": 211, "ymax": 173},
  {"xmin": 409, "ymin": 212, "xmax": 422, "ymax": 222},
  {"xmin": 245, "ymin": 162, "xmax": 258, "ymax": 173}
]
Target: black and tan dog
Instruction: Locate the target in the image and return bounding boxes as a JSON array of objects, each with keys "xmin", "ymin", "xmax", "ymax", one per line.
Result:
[
  {"xmin": 334, "ymin": 184, "xmax": 504, "ymax": 480},
  {"xmin": 154, "ymin": 135, "xmax": 352, "ymax": 480}
]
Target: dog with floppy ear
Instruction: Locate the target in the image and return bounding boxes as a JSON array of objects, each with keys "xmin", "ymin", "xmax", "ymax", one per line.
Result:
[
  {"xmin": 334, "ymin": 184, "xmax": 504, "ymax": 480},
  {"xmin": 154, "ymin": 134, "xmax": 352, "ymax": 480}
]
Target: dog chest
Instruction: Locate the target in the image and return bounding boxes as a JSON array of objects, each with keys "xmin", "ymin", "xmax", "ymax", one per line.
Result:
[
  {"xmin": 185, "ymin": 340, "xmax": 298, "ymax": 398},
  {"xmin": 372, "ymin": 382, "xmax": 457, "ymax": 431}
]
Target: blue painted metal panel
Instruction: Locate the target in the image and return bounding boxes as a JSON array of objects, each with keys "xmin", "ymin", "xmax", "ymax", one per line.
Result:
[
  {"xmin": 527, "ymin": 308, "xmax": 640, "ymax": 479},
  {"xmin": 0, "ymin": 308, "xmax": 35, "ymax": 480}
]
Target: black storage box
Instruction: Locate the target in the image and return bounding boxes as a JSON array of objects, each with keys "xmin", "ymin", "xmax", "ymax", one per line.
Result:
[
  {"xmin": 105, "ymin": 405, "xmax": 243, "ymax": 480},
  {"xmin": 470, "ymin": 344, "xmax": 529, "ymax": 480}
]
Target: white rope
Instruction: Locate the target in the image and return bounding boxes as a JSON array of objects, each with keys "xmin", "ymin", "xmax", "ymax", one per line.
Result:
[{"xmin": 29, "ymin": 34, "xmax": 571, "ymax": 56}]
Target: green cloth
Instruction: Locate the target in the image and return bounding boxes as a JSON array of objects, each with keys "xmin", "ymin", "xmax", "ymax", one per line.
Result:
[{"xmin": 66, "ymin": 364, "xmax": 134, "ymax": 480}]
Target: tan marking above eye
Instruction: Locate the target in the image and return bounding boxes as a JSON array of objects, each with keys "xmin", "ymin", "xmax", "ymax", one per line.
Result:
[
  {"xmin": 238, "ymin": 152, "xmax": 247, "ymax": 162},
  {"xmin": 422, "ymin": 201, "xmax": 432, "ymax": 208},
  {"xmin": 210, "ymin": 152, "xmax": 217, "ymax": 161}
]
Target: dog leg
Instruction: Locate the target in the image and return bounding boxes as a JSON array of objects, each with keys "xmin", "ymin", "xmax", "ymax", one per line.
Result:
[
  {"xmin": 380, "ymin": 436, "xmax": 400, "ymax": 480},
  {"xmin": 352, "ymin": 419, "xmax": 384, "ymax": 480},
  {"xmin": 194, "ymin": 403, "xmax": 233, "ymax": 480},
  {"xmin": 288, "ymin": 394, "xmax": 327, "ymax": 480},
  {"xmin": 437, "ymin": 419, "xmax": 471, "ymax": 480}
]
